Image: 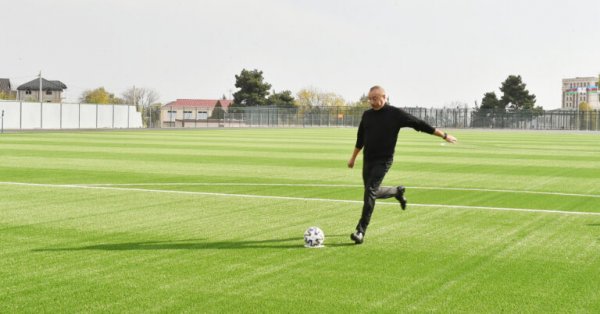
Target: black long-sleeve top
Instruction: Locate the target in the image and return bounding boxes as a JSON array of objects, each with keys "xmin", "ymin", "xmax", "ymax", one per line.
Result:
[{"xmin": 355, "ymin": 104, "xmax": 435, "ymax": 161}]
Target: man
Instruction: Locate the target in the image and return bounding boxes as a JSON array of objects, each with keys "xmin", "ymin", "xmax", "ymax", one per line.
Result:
[{"xmin": 348, "ymin": 86, "xmax": 457, "ymax": 244}]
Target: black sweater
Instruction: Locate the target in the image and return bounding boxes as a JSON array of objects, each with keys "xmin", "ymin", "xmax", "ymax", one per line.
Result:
[{"xmin": 355, "ymin": 104, "xmax": 435, "ymax": 161}]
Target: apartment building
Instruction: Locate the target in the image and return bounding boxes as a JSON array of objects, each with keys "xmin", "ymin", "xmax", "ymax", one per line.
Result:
[{"xmin": 562, "ymin": 77, "xmax": 599, "ymax": 110}]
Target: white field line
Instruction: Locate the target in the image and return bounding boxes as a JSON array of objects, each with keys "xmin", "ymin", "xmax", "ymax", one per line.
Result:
[
  {"xmin": 1, "ymin": 181, "xmax": 599, "ymax": 216},
  {"xmin": 74, "ymin": 182, "xmax": 600, "ymax": 199}
]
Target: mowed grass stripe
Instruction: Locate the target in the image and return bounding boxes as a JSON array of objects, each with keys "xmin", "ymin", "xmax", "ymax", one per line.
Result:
[
  {"xmin": 5, "ymin": 142, "xmax": 600, "ymax": 170},
  {"xmin": 70, "ymin": 182, "xmax": 600, "ymax": 198},
  {"xmin": 1, "ymin": 181, "xmax": 599, "ymax": 216}
]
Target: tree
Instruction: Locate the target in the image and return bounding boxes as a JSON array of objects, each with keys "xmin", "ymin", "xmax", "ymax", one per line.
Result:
[
  {"xmin": 120, "ymin": 87, "xmax": 160, "ymax": 127},
  {"xmin": 122, "ymin": 87, "xmax": 159, "ymax": 111},
  {"xmin": 322, "ymin": 93, "xmax": 346, "ymax": 107},
  {"xmin": 578, "ymin": 102, "xmax": 595, "ymax": 130},
  {"xmin": 499, "ymin": 75, "xmax": 537, "ymax": 111},
  {"xmin": 231, "ymin": 69, "xmax": 271, "ymax": 109},
  {"xmin": 144, "ymin": 102, "xmax": 162, "ymax": 128},
  {"xmin": 210, "ymin": 101, "xmax": 226, "ymax": 119},
  {"xmin": 350, "ymin": 94, "xmax": 370, "ymax": 108},
  {"xmin": 80, "ymin": 87, "xmax": 122, "ymax": 104},
  {"xmin": 480, "ymin": 92, "xmax": 502, "ymax": 110},
  {"xmin": 267, "ymin": 90, "xmax": 295, "ymax": 108},
  {"xmin": 472, "ymin": 92, "xmax": 503, "ymax": 128},
  {"xmin": 0, "ymin": 91, "xmax": 14, "ymax": 100},
  {"xmin": 295, "ymin": 88, "xmax": 318, "ymax": 107},
  {"xmin": 344, "ymin": 94, "xmax": 370, "ymax": 125},
  {"xmin": 579, "ymin": 101, "xmax": 592, "ymax": 111},
  {"xmin": 295, "ymin": 87, "xmax": 346, "ymax": 107}
]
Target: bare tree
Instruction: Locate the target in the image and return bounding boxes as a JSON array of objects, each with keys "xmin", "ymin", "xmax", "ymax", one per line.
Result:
[
  {"xmin": 122, "ymin": 87, "xmax": 159, "ymax": 110},
  {"xmin": 122, "ymin": 87, "xmax": 160, "ymax": 127}
]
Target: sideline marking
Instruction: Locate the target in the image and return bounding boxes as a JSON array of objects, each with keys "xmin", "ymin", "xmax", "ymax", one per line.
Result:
[
  {"xmin": 74, "ymin": 182, "xmax": 600, "ymax": 199},
  {"xmin": 1, "ymin": 181, "xmax": 599, "ymax": 216}
]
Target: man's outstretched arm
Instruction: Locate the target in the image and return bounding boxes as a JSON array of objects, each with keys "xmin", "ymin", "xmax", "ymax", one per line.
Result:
[{"xmin": 433, "ymin": 129, "xmax": 457, "ymax": 143}]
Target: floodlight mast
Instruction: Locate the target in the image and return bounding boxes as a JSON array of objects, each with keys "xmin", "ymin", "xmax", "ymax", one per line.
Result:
[{"xmin": 39, "ymin": 71, "xmax": 42, "ymax": 103}]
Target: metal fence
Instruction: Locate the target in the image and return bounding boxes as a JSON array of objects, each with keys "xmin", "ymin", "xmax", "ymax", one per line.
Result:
[
  {"xmin": 156, "ymin": 106, "xmax": 367, "ymax": 129},
  {"xmin": 155, "ymin": 105, "xmax": 600, "ymax": 131},
  {"xmin": 404, "ymin": 107, "xmax": 600, "ymax": 130}
]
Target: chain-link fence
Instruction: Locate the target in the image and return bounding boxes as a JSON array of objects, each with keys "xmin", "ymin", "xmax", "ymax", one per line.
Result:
[
  {"xmin": 404, "ymin": 107, "xmax": 600, "ymax": 130},
  {"xmin": 155, "ymin": 105, "xmax": 600, "ymax": 131},
  {"xmin": 155, "ymin": 106, "xmax": 367, "ymax": 128}
]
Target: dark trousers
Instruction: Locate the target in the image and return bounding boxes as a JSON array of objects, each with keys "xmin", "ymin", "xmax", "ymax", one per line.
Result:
[{"xmin": 356, "ymin": 158, "xmax": 397, "ymax": 235}]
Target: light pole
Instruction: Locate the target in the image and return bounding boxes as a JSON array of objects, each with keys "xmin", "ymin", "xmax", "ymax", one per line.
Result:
[
  {"xmin": 39, "ymin": 71, "xmax": 42, "ymax": 102},
  {"xmin": 1, "ymin": 110, "xmax": 4, "ymax": 133}
]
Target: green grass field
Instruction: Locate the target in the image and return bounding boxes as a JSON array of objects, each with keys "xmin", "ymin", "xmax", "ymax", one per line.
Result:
[{"xmin": 1, "ymin": 128, "xmax": 600, "ymax": 313}]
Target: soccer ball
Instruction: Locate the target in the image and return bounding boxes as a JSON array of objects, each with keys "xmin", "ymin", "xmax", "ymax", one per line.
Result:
[{"xmin": 304, "ymin": 226, "xmax": 325, "ymax": 248}]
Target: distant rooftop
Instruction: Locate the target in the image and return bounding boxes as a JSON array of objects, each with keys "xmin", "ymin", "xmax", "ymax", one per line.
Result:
[
  {"xmin": 162, "ymin": 99, "xmax": 233, "ymax": 109},
  {"xmin": 563, "ymin": 77, "xmax": 598, "ymax": 81},
  {"xmin": 17, "ymin": 78, "xmax": 67, "ymax": 91}
]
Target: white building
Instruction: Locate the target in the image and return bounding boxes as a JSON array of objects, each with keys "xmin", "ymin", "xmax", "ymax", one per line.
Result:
[
  {"xmin": 562, "ymin": 77, "xmax": 599, "ymax": 110},
  {"xmin": 161, "ymin": 99, "xmax": 232, "ymax": 128}
]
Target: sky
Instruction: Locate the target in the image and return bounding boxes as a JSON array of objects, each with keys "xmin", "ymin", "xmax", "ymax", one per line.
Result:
[{"xmin": 2, "ymin": 0, "xmax": 599, "ymax": 109}]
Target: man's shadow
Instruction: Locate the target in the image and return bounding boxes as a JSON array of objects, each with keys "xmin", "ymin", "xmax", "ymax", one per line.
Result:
[{"xmin": 32, "ymin": 235, "xmax": 354, "ymax": 252}]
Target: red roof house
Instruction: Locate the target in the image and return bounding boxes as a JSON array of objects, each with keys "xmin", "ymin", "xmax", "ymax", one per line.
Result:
[
  {"xmin": 160, "ymin": 98, "xmax": 233, "ymax": 128},
  {"xmin": 162, "ymin": 99, "xmax": 232, "ymax": 109}
]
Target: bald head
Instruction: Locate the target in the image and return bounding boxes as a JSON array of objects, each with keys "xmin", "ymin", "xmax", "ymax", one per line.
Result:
[
  {"xmin": 369, "ymin": 85, "xmax": 386, "ymax": 94},
  {"xmin": 368, "ymin": 85, "xmax": 387, "ymax": 110}
]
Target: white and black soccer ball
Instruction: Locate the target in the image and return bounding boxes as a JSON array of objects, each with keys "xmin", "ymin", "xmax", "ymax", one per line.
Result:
[{"xmin": 304, "ymin": 226, "xmax": 325, "ymax": 248}]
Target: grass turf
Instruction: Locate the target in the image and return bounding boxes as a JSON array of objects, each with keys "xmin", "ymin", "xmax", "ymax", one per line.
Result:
[{"xmin": 1, "ymin": 128, "xmax": 600, "ymax": 312}]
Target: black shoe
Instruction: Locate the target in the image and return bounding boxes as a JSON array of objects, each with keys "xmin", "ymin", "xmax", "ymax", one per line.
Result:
[
  {"xmin": 395, "ymin": 186, "xmax": 407, "ymax": 210},
  {"xmin": 350, "ymin": 231, "xmax": 364, "ymax": 244}
]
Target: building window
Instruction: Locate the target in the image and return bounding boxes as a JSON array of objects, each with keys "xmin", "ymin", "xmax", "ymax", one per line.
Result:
[
  {"xmin": 197, "ymin": 111, "xmax": 208, "ymax": 120},
  {"xmin": 45, "ymin": 90, "xmax": 52, "ymax": 95},
  {"xmin": 168, "ymin": 110, "xmax": 176, "ymax": 120},
  {"xmin": 25, "ymin": 89, "xmax": 31, "ymax": 95},
  {"xmin": 184, "ymin": 111, "xmax": 193, "ymax": 119}
]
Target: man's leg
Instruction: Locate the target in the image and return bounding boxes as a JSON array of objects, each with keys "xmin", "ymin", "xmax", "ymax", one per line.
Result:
[
  {"xmin": 355, "ymin": 159, "xmax": 393, "ymax": 236},
  {"xmin": 371, "ymin": 168, "xmax": 407, "ymax": 210}
]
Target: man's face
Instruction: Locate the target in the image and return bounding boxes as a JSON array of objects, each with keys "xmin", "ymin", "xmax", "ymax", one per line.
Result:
[{"xmin": 368, "ymin": 89, "xmax": 386, "ymax": 110}]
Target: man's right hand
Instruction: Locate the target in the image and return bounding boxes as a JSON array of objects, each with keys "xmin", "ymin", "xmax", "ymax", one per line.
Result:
[
  {"xmin": 445, "ymin": 134, "xmax": 458, "ymax": 144},
  {"xmin": 348, "ymin": 147, "xmax": 361, "ymax": 169},
  {"xmin": 347, "ymin": 158, "xmax": 355, "ymax": 168}
]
